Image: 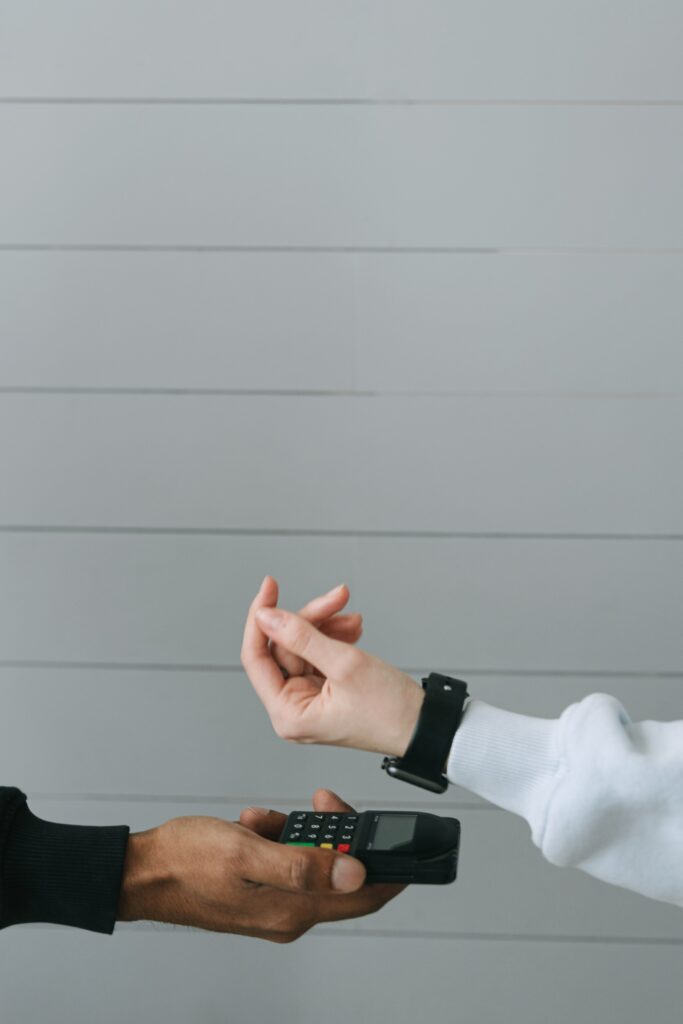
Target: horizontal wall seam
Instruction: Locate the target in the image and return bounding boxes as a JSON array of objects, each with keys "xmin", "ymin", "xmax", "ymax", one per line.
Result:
[
  {"xmin": 25, "ymin": 791, "xmax": 491, "ymax": 811},
  {"xmin": 2, "ymin": 97, "xmax": 683, "ymax": 107},
  {"xmin": 319, "ymin": 927, "xmax": 683, "ymax": 945},
  {"xmin": 3, "ymin": 244, "xmax": 683, "ymax": 255},
  {"xmin": 2, "ymin": 387, "xmax": 683, "ymax": 400},
  {"xmin": 1, "ymin": 526, "xmax": 683, "ymax": 541},
  {"xmin": 1, "ymin": 660, "xmax": 681, "ymax": 678},
  {"xmin": 26, "ymin": 921, "xmax": 683, "ymax": 944}
]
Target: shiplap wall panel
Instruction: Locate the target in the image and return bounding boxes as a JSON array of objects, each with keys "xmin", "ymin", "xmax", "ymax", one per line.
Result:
[
  {"xmin": 16, "ymin": 798, "xmax": 683, "ymax": 942},
  {"xmin": 1, "ymin": 534, "xmax": 681, "ymax": 672},
  {"xmin": 3, "ymin": 252, "xmax": 683, "ymax": 395},
  {"xmin": 0, "ymin": 253, "xmax": 354, "ymax": 391},
  {"xmin": 2, "ymin": 107, "xmax": 683, "ymax": 248},
  {"xmin": 2, "ymin": 1, "xmax": 682, "ymax": 100},
  {"xmin": 2, "ymin": 395, "xmax": 682, "ymax": 534},
  {"xmin": 355, "ymin": 253, "xmax": 683, "ymax": 393},
  {"xmin": 4, "ymin": 670, "xmax": 681, "ymax": 800},
  {"xmin": 3, "ymin": 929, "xmax": 682, "ymax": 1024}
]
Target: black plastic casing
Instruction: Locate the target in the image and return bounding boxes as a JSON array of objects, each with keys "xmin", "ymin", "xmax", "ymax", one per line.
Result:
[
  {"xmin": 381, "ymin": 760, "xmax": 449, "ymax": 793},
  {"xmin": 279, "ymin": 810, "xmax": 461, "ymax": 885}
]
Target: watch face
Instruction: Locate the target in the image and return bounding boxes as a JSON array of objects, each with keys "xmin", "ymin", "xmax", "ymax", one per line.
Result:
[{"xmin": 385, "ymin": 762, "xmax": 448, "ymax": 794}]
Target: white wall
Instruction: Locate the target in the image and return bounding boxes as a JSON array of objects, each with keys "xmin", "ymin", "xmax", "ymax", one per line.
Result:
[{"xmin": 1, "ymin": 3, "xmax": 682, "ymax": 1021}]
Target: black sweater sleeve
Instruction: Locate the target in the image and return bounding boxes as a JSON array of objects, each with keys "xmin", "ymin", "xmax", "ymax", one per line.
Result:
[{"xmin": 0, "ymin": 787, "xmax": 130, "ymax": 934}]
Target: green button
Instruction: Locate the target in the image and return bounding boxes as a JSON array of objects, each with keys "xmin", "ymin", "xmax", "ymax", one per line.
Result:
[{"xmin": 287, "ymin": 842, "xmax": 315, "ymax": 847}]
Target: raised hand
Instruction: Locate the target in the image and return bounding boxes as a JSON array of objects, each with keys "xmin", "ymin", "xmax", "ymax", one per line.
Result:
[{"xmin": 241, "ymin": 577, "xmax": 424, "ymax": 756}]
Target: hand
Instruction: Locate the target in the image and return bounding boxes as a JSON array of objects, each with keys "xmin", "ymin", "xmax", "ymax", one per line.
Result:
[
  {"xmin": 261, "ymin": 576, "xmax": 364, "ymax": 681},
  {"xmin": 118, "ymin": 789, "xmax": 403, "ymax": 942},
  {"xmin": 241, "ymin": 577, "xmax": 424, "ymax": 756}
]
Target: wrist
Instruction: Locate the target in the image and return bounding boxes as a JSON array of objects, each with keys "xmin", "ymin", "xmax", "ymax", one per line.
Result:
[
  {"xmin": 117, "ymin": 827, "xmax": 173, "ymax": 922},
  {"xmin": 382, "ymin": 674, "xmax": 470, "ymax": 793},
  {"xmin": 384, "ymin": 681, "xmax": 425, "ymax": 758}
]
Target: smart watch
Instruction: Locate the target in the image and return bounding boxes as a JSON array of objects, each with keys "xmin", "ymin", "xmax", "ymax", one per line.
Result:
[{"xmin": 381, "ymin": 673, "xmax": 469, "ymax": 794}]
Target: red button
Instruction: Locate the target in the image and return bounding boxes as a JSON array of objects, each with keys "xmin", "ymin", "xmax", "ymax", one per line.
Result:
[{"xmin": 337, "ymin": 843, "xmax": 351, "ymax": 854}]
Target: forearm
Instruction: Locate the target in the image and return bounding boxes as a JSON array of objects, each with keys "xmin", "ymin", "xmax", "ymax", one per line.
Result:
[
  {"xmin": 446, "ymin": 695, "xmax": 683, "ymax": 907},
  {"xmin": 117, "ymin": 804, "xmax": 397, "ymax": 939},
  {"xmin": 0, "ymin": 789, "xmax": 129, "ymax": 933}
]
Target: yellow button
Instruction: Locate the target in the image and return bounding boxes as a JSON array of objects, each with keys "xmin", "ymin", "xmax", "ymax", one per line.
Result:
[{"xmin": 320, "ymin": 843, "xmax": 333, "ymax": 849}]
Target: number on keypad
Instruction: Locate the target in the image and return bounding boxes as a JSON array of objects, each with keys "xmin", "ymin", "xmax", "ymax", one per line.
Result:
[{"xmin": 284, "ymin": 812, "xmax": 356, "ymax": 852}]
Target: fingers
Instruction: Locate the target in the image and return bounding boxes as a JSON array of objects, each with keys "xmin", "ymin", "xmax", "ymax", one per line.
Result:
[
  {"xmin": 239, "ymin": 790, "xmax": 366, "ymax": 895},
  {"xmin": 320, "ymin": 612, "xmax": 363, "ymax": 642},
  {"xmin": 239, "ymin": 791, "xmax": 355, "ymax": 848},
  {"xmin": 246, "ymin": 834, "xmax": 367, "ymax": 894},
  {"xmin": 313, "ymin": 882, "xmax": 406, "ymax": 923},
  {"xmin": 312, "ymin": 788, "xmax": 356, "ymax": 814},
  {"xmin": 246, "ymin": 878, "xmax": 404, "ymax": 944},
  {"xmin": 297, "ymin": 584, "xmax": 350, "ymax": 623},
  {"xmin": 241, "ymin": 576, "xmax": 290, "ymax": 708},
  {"xmin": 271, "ymin": 612, "xmax": 362, "ymax": 678},
  {"xmin": 272, "ymin": 586, "xmax": 356, "ymax": 679},
  {"xmin": 255, "ymin": 607, "xmax": 350, "ymax": 678},
  {"xmin": 239, "ymin": 791, "xmax": 356, "ymax": 840},
  {"xmin": 235, "ymin": 792, "xmax": 404, "ymax": 935},
  {"xmin": 239, "ymin": 806, "xmax": 287, "ymax": 841}
]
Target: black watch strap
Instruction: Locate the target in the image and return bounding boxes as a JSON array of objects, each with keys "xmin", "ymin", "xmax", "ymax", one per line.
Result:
[{"xmin": 382, "ymin": 673, "xmax": 469, "ymax": 794}]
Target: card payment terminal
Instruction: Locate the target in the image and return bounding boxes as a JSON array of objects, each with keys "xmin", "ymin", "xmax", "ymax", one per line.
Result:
[{"xmin": 279, "ymin": 809, "xmax": 460, "ymax": 885}]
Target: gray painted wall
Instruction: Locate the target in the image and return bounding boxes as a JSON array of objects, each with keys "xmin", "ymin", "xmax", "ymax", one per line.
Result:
[{"xmin": 1, "ymin": 3, "xmax": 682, "ymax": 1021}]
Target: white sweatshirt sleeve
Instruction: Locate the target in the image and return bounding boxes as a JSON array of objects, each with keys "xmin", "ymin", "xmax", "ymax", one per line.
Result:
[{"xmin": 446, "ymin": 694, "xmax": 683, "ymax": 907}]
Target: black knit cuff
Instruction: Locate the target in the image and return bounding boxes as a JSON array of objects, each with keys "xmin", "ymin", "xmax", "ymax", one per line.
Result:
[{"xmin": 1, "ymin": 799, "xmax": 130, "ymax": 934}]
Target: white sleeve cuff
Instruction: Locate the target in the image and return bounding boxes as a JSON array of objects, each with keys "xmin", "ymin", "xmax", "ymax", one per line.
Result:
[{"xmin": 446, "ymin": 700, "xmax": 565, "ymax": 844}]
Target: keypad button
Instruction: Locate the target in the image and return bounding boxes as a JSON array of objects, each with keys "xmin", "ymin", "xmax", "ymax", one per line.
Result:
[
  {"xmin": 343, "ymin": 815, "xmax": 359, "ymax": 822},
  {"xmin": 292, "ymin": 823, "xmax": 304, "ymax": 831},
  {"xmin": 287, "ymin": 832, "xmax": 302, "ymax": 841},
  {"xmin": 328, "ymin": 814, "xmax": 341, "ymax": 822},
  {"xmin": 320, "ymin": 843, "xmax": 333, "ymax": 849},
  {"xmin": 310, "ymin": 823, "xmax": 321, "ymax": 831},
  {"xmin": 340, "ymin": 834, "xmax": 353, "ymax": 842},
  {"xmin": 322, "ymin": 833, "xmax": 336, "ymax": 841},
  {"xmin": 294, "ymin": 813, "xmax": 308, "ymax": 821},
  {"xmin": 305, "ymin": 832, "xmax": 318, "ymax": 841},
  {"xmin": 312, "ymin": 814, "xmax": 325, "ymax": 820},
  {"xmin": 337, "ymin": 844, "xmax": 351, "ymax": 854}
]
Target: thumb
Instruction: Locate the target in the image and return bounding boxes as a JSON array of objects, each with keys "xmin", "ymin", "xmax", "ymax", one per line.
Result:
[
  {"xmin": 255, "ymin": 607, "xmax": 348, "ymax": 677},
  {"xmin": 246, "ymin": 835, "xmax": 366, "ymax": 894}
]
